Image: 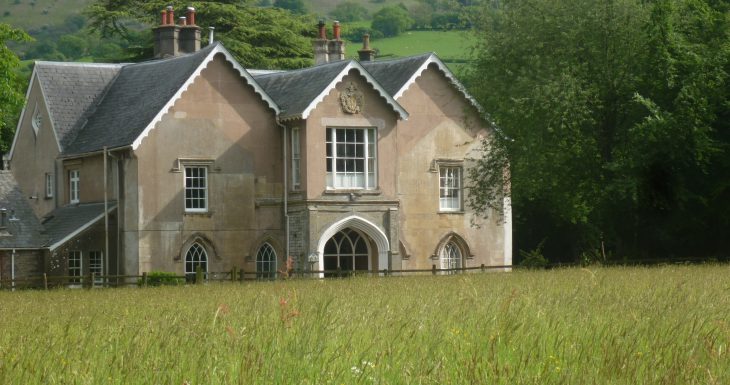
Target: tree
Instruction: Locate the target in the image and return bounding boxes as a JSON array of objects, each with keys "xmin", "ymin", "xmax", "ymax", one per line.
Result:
[
  {"xmin": 0, "ymin": 24, "xmax": 31, "ymax": 159},
  {"xmin": 329, "ymin": 2, "xmax": 369, "ymax": 22},
  {"xmin": 86, "ymin": 0, "xmax": 316, "ymax": 69},
  {"xmin": 467, "ymin": 0, "xmax": 729, "ymax": 262},
  {"xmin": 273, "ymin": 0, "xmax": 307, "ymax": 15},
  {"xmin": 58, "ymin": 35, "xmax": 89, "ymax": 60},
  {"xmin": 371, "ymin": 5, "xmax": 414, "ymax": 37}
]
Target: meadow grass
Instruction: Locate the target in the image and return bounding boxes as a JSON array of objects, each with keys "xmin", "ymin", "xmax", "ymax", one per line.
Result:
[{"xmin": 0, "ymin": 265, "xmax": 728, "ymax": 384}]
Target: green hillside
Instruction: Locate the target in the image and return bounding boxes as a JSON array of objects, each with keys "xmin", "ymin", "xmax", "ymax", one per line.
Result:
[
  {"xmin": 1, "ymin": 0, "xmax": 474, "ymax": 68},
  {"xmin": 0, "ymin": 0, "xmax": 89, "ymax": 31}
]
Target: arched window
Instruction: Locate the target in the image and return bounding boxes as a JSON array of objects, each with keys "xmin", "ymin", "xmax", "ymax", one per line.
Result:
[
  {"xmin": 323, "ymin": 228, "xmax": 370, "ymax": 277},
  {"xmin": 256, "ymin": 242, "xmax": 277, "ymax": 279},
  {"xmin": 440, "ymin": 241, "xmax": 462, "ymax": 274},
  {"xmin": 185, "ymin": 242, "xmax": 208, "ymax": 281}
]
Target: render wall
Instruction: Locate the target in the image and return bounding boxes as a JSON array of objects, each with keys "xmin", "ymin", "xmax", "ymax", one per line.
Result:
[
  {"xmin": 61, "ymin": 154, "xmax": 114, "ymax": 205},
  {"xmin": 132, "ymin": 54, "xmax": 285, "ymax": 276},
  {"xmin": 395, "ymin": 65, "xmax": 507, "ymax": 269},
  {"xmin": 8, "ymin": 76, "xmax": 60, "ymax": 218}
]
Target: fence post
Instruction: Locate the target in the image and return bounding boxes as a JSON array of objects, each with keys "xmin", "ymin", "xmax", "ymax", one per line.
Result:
[
  {"xmin": 337, "ymin": 266, "xmax": 342, "ymax": 278},
  {"xmin": 91, "ymin": 273, "xmax": 96, "ymax": 289},
  {"xmin": 231, "ymin": 266, "xmax": 237, "ymax": 282},
  {"xmin": 142, "ymin": 272, "xmax": 148, "ymax": 287},
  {"xmin": 432, "ymin": 264, "xmax": 437, "ymax": 275},
  {"xmin": 481, "ymin": 264, "xmax": 485, "ymax": 273},
  {"xmin": 43, "ymin": 273, "xmax": 48, "ymax": 290}
]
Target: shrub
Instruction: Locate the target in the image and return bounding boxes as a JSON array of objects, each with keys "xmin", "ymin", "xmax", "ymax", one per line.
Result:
[
  {"xmin": 519, "ymin": 240, "xmax": 548, "ymax": 269},
  {"xmin": 138, "ymin": 271, "xmax": 184, "ymax": 286}
]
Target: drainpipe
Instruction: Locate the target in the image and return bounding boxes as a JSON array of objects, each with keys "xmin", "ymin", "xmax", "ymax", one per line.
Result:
[
  {"xmin": 277, "ymin": 118, "xmax": 290, "ymax": 266},
  {"xmin": 104, "ymin": 146, "xmax": 109, "ymax": 280},
  {"xmin": 11, "ymin": 248, "xmax": 15, "ymax": 291}
]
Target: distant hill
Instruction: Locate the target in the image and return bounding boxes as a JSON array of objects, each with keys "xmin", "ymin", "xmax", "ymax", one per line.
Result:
[
  {"xmin": 1, "ymin": 0, "xmax": 425, "ymax": 31},
  {"xmin": 0, "ymin": 0, "xmax": 90, "ymax": 32},
  {"xmin": 2, "ymin": 0, "xmax": 473, "ymax": 67}
]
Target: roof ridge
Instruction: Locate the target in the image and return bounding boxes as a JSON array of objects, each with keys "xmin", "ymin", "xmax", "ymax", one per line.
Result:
[{"xmin": 35, "ymin": 61, "xmax": 127, "ymax": 68}]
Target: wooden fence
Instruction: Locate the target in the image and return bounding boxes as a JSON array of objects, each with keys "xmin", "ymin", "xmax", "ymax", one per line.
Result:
[
  {"xmin": 0, "ymin": 264, "xmax": 513, "ymax": 290},
  {"xmin": 0, "ymin": 257, "xmax": 724, "ymax": 290}
]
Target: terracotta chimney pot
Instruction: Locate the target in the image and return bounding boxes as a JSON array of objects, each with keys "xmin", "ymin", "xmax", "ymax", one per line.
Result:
[
  {"xmin": 186, "ymin": 7, "xmax": 196, "ymax": 26},
  {"xmin": 166, "ymin": 6, "xmax": 174, "ymax": 25},
  {"xmin": 333, "ymin": 21, "xmax": 341, "ymax": 41}
]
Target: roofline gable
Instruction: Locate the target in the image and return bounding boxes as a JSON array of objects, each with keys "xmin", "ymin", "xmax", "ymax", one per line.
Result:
[
  {"xmin": 293, "ymin": 61, "xmax": 408, "ymax": 121},
  {"xmin": 393, "ymin": 54, "xmax": 484, "ymax": 114},
  {"xmin": 7, "ymin": 66, "xmax": 62, "ymax": 161},
  {"xmin": 130, "ymin": 44, "xmax": 280, "ymax": 151}
]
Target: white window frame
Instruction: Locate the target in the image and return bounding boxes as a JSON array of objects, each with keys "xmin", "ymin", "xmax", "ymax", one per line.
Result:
[
  {"xmin": 440, "ymin": 241, "xmax": 462, "ymax": 274},
  {"xmin": 68, "ymin": 250, "xmax": 82, "ymax": 285},
  {"xmin": 184, "ymin": 166, "xmax": 208, "ymax": 213},
  {"xmin": 45, "ymin": 173, "xmax": 54, "ymax": 198},
  {"xmin": 326, "ymin": 127, "xmax": 377, "ymax": 190},
  {"xmin": 256, "ymin": 242, "xmax": 278, "ymax": 279},
  {"xmin": 185, "ymin": 242, "xmax": 208, "ymax": 280},
  {"xmin": 69, "ymin": 170, "xmax": 80, "ymax": 204},
  {"xmin": 89, "ymin": 251, "xmax": 103, "ymax": 284},
  {"xmin": 439, "ymin": 165, "xmax": 462, "ymax": 212},
  {"xmin": 291, "ymin": 127, "xmax": 301, "ymax": 190}
]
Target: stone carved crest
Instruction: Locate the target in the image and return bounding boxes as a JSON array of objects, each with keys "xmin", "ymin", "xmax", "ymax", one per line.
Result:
[{"xmin": 339, "ymin": 82, "xmax": 364, "ymax": 114}]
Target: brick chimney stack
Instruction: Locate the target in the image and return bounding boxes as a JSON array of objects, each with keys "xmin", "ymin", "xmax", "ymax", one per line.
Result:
[
  {"xmin": 358, "ymin": 34, "xmax": 375, "ymax": 62},
  {"xmin": 154, "ymin": 6, "xmax": 179, "ymax": 58},
  {"xmin": 179, "ymin": 6, "xmax": 201, "ymax": 54},
  {"xmin": 313, "ymin": 20, "xmax": 329, "ymax": 65},
  {"xmin": 327, "ymin": 21, "xmax": 345, "ymax": 62},
  {"xmin": 154, "ymin": 6, "xmax": 201, "ymax": 58}
]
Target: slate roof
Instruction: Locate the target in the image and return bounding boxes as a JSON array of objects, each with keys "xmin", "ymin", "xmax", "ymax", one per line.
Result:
[
  {"xmin": 0, "ymin": 172, "xmax": 47, "ymax": 249},
  {"xmin": 62, "ymin": 43, "xmax": 219, "ymax": 156},
  {"xmin": 254, "ymin": 59, "xmax": 408, "ymax": 120},
  {"xmin": 360, "ymin": 53, "xmax": 432, "ymax": 97},
  {"xmin": 42, "ymin": 202, "xmax": 116, "ymax": 250},
  {"xmin": 254, "ymin": 60, "xmax": 352, "ymax": 119},
  {"xmin": 34, "ymin": 62, "xmax": 123, "ymax": 151}
]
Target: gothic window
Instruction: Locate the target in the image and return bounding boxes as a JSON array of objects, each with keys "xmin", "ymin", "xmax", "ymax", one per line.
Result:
[{"xmin": 256, "ymin": 242, "xmax": 277, "ymax": 279}]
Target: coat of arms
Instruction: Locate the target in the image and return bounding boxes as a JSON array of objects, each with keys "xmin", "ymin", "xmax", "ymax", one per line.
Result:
[{"xmin": 340, "ymin": 82, "xmax": 364, "ymax": 114}]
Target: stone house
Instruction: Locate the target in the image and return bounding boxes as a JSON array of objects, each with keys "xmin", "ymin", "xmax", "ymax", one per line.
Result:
[{"xmin": 4, "ymin": 9, "xmax": 511, "ymax": 282}]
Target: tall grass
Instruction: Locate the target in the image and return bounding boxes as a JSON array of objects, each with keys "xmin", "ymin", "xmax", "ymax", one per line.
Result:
[{"xmin": 0, "ymin": 265, "xmax": 728, "ymax": 384}]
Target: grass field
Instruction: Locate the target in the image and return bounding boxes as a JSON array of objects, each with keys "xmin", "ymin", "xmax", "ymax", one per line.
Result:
[{"xmin": 1, "ymin": 265, "xmax": 728, "ymax": 384}]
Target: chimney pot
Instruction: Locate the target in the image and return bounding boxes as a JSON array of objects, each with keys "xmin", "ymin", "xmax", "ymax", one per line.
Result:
[
  {"xmin": 166, "ymin": 6, "xmax": 175, "ymax": 25},
  {"xmin": 318, "ymin": 20, "xmax": 327, "ymax": 39},
  {"xmin": 333, "ymin": 21, "xmax": 341, "ymax": 41},
  {"xmin": 179, "ymin": 16, "xmax": 187, "ymax": 26},
  {"xmin": 160, "ymin": 9, "xmax": 168, "ymax": 25},
  {"xmin": 186, "ymin": 6, "xmax": 196, "ymax": 26}
]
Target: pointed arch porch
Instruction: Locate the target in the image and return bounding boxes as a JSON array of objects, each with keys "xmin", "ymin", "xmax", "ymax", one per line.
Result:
[{"xmin": 315, "ymin": 215, "xmax": 390, "ymax": 275}]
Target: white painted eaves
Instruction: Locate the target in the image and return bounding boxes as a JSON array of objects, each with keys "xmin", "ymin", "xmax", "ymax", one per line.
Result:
[{"xmin": 295, "ymin": 61, "xmax": 408, "ymax": 121}]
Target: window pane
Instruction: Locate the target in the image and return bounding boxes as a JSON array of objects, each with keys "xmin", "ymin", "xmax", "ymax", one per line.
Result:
[
  {"xmin": 326, "ymin": 128, "xmax": 377, "ymax": 189},
  {"xmin": 185, "ymin": 167, "xmax": 208, "ymax": 211},
  {"xmin": 439, "ymin": 166, "xmax": 462, "ymax": 211}
]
